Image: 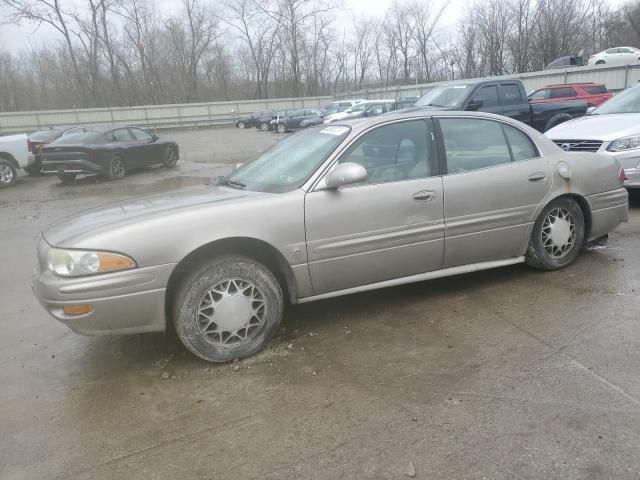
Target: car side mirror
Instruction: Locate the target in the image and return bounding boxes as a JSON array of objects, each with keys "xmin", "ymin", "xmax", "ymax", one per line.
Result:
[
  {"xmin": 586, "ymin": 106, "xmax": 596, "ymax": 115},
  {"xmin": 323, "ymin": 162, "xmax": 368, "ymax": 189},
  {"xmin": 467, "ymin": 98, "xmax": 483, "ymax": 111}
]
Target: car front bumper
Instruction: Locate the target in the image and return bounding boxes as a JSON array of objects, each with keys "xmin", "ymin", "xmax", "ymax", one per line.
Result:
[{"xmin": 32, "ymin": 255, "xmax": 176, "ymax": 335}]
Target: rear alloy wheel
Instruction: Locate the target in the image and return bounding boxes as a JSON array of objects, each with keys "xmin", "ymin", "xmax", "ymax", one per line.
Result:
[
  {"xmin": 237, "ymin": 121, "xmax": 246, "ymax": 129},
  {"xmin": 526, "ymin": 197, "xmax": 585, "ymax": 270},
  {"xmin": 173, "ymin": 255, "xmax": 284, "ymax": 362},
  {"xmin": 107, "ymin": 155, "xmax": 126, "ymax": 180},
  {"xmin": 0, "ymin": 159, "xmax": 17, "ymax": 188},
  {"xmin": 260, "ymin": 122, "xmax": 269, "ymax": 131},
  {"xmin": 57, "ymin": 173, "xmax": 77, "ymax": 184},
  {"xmin": 277, "ymin": 123, "xmax": 287, "ymax": 134},
  {"xmin": 163, "ymin": 146, "xmax": 178, "ymax": 168},
  {"xmin": 595, "ymin": 60, "xmax": 605, "ymax": 65}
]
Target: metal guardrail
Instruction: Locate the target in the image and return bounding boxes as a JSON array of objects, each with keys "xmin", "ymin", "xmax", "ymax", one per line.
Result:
[
  {"xmin": 0, "ymin": 96, "xmax": 332, "ymax": 134},
  {"xmin": 333, "ymin": 63, "xmax": 640, "ymax": 100}
]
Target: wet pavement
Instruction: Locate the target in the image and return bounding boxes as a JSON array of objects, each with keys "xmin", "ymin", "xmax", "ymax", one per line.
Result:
[{"xmin": 1, "ymin": 128, "xmax": 640, "ymax": 479}]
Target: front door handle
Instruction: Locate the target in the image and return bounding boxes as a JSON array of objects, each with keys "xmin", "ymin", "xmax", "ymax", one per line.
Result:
[
  {"xmin": 413, "ymin": 190, "xmax": 437, "ymax": 202},
  {"xmin": 528, "ymin": 172, "xmax": 546, "ymax": 183}
]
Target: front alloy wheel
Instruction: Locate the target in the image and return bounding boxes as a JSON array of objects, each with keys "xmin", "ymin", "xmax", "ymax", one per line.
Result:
[
  {"xmin": 107, "ymin": 155, "xmax": 126, "ymax": 180},
  {"xmin": 163, "ymin": 147, "xmax": 178, "ymax": 168},
  {"xmin": 237, "ymin": 121, "xmax": 246, "ymax": 129},
  {"xmin": 277, "ymin": 123, "xmax": 287, "ymax": 133},
  {"xmin": 526, "ymin": 197, "xmax": 585, "ymax": 270},
  {"xmin": 173, "ymin": 255, "xmax": 283, "ymax": 362}
]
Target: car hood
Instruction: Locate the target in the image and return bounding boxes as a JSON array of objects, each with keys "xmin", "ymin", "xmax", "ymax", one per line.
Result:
[
  {"xmin": 545, "ymin": 113, "xmax": 640, "ymax": 140},
  {"xmin": 42, "ymin": 185, "xmax": 268, "ymax": 247}
]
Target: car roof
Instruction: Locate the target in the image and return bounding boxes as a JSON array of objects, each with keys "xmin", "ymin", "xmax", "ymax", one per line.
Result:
[{"xmin": 331, "ymin": 109, "xmax": 531, "ymax": 133}]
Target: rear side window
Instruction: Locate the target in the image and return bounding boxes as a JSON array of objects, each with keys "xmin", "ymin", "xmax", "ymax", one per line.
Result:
[
  {"xmin": 108, "ymin": 129, "xmax": 134, "ymax": 142},
  {"xmin": 439, "ymin": 118, "xmax": 511, "ymax": 173},
  {"xmin": 584, "ymin": 85, "xmax": 608, "ymax": 94},
  {"xmin": 550, "ymin": 87, "xmax": 577, "ymax": 98},
  {"xmin": 51, "ymin": 132, "xmax": 103, "ymax": 145},
  {"xmin": 129, "ymin": 128, "xmax": 153, "ymax": 141},
  {"xmin": 503, "ymin": 125, "xmax": 538, "ymax": 161},
  {"xmin": 474, "ymin": 86, "xmax": 499, "ymax": 107},
  {"xmin": 499, "ymin": 84, "xmax": 523, "ymax": 104}
]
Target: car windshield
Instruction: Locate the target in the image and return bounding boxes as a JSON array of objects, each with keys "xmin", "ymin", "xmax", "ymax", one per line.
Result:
[
  {"xmin": 225, "ymin": 126, "xmax": 350, "ymax": 193},
  {"xmin": 593, "ymin": 85, "xmax": 640, "ymax": 114},
  {"xmin": 414, "ymin": 85, "xmax": 471, "ymax": 108},
  {"xmin": 29, "ymin": 130, "xmax": 64, "ymax": 142},
  {"xmin": 50, "ymin": 131, "xmax": 103, "ymax": 145}
]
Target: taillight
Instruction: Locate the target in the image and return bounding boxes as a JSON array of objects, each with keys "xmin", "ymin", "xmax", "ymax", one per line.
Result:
[
  {"xmin": 27, "ymin": 140, "xmax": 33, "ymax": 153},
  {"xmin": 619, "ymin": 168, "xmax": 627, "ymax": 184}
]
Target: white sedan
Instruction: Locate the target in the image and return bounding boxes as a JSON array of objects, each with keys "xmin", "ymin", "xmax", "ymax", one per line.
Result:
[{"xmin": 588, "ymin": 47, "xmax": 640, "ymax": 66}]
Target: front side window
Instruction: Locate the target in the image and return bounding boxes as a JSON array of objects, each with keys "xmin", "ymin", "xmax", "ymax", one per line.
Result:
[
  {"xmin": 112, "ymin": 129, "xmax": 133, "ymax": 142},
  {"xmin": 550, "ymin": 87, "xmax": 577, "ymax": 98},
  {"xmin": 337, "ymin": 120, "xmax": 430, "ymax": 184},
  {"xmin": 474, "ymin": 86, "xmax": 499, "ymax": 107},
  {"xmin": 439, "ymin": 118, "xmax": 511, "ymax": 173}
]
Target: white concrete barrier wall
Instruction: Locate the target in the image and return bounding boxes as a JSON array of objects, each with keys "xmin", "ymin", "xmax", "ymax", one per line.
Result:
[
  {"xmin": 0, "ymin": 96, "xmax": 332, "ymax": 134},
  {"xmin": 1, "ymin": 63, "xmax": 639, "ymax": 134},
  {"xmin": 335, "ymin": 63, "xmax": 640, "ymax": 100}
]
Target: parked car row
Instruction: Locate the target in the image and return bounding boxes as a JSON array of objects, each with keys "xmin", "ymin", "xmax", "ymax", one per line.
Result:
[
  {"xmin": 0, "ymin": 125, "xmax": 178, "ymax": 187},
  {"xmin": 544, "ymin": 46, "xmax": 640, "ymax": 70}
]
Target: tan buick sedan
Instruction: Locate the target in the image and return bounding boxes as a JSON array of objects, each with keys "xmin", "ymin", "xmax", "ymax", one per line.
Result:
[{"xmin": 32, "ymin": 111, "xmax": 629, "ymax": 362}]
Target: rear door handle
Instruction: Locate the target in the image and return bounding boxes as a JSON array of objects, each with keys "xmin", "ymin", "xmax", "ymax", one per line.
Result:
[
  {"xmin": 413, "ymin": 190, "xmax": 437, "ymax": 202},
  {"xmin": 528, "ymin": 173, "xmax": 546, "ymax": 183}
]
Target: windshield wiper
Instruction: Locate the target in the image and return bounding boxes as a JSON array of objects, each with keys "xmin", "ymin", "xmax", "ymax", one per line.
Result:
[{"xmin": 213, "ymin": 176, "xmax": 246, "ymax": 189}]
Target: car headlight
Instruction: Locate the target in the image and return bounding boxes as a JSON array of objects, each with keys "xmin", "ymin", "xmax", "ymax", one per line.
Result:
[
  {"xmin": 607, "ymin": 135, "xmax": 640, "ymax": 152},
  {"xmin": 46, "ymin": 248, "xmax": 136, "ymax": 277}
]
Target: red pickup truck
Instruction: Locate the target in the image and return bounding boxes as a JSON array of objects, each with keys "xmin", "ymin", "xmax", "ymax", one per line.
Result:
[{"xmin": 528, "ymin": 83, "xmax": 612, "ymax": 107}]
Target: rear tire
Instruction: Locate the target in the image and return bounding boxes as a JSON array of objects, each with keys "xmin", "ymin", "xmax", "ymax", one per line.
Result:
[
  {"xmin": 259, "ymin": 122, "xmax": 269, "ymax": 131},
  {"xmin": 173, "ymin": 255, "xmax": 284, "ymax": 363},
  {"xmin": 526, "ymin": 197, "xmax": 585, "ymax": 270},
  {"xmin": 544, "ymin": 113, "xmax": 573, "ymax": 132},
  {"xmin": 163, "ymin": 146, "xmax": 178, "ymax": 168},
  {"xmin": 595, "ymin": 60, "xmax": 605, "ymax": 65},
  {"xmin": 57, "ymin": 173, "xmax": 77, "ymax": 184},
  {"xmin": 24, "ymin": 159, "xmax": 42, "ymax": 176},
  {"xmin": 0, "ymin": 159, "xmax": 17, "ymax": 188},
  {"xmin": 107, "ymin": 155, "xmax": 126, "ymax": 180},
  {"xmin": 237, "ymin": 121, "xmax": 246, "ymax": 129}
]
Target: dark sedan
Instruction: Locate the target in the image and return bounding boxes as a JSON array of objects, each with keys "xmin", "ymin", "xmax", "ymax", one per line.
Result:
[
  {"xmin": 41, "ymin": 126, "xmax": 179, "ymax": 183},
  {"xmin": 273, "ymin": 109, "xmax": 323, "ymax": 133},
  {"xmin": 235, "ymin": 110, "xmax": 275, "ymax": 129},
  {"xmin": 26, "ymin": 126, "xmax": 86, "ymax": 175}
]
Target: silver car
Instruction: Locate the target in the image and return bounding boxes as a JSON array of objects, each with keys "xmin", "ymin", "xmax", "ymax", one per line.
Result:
[
  {"xmin": 545, "ymin": 82, "xmax": 640, "ymax": 189},
  {"xmin": 32, "ymin": 111, "xmax": 629, "ymax": 362}
]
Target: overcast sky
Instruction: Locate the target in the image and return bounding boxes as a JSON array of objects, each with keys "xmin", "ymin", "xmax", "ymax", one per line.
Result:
[{"xmin": 0, "ymin": 0, "xmax": 626, "ymax": 52}]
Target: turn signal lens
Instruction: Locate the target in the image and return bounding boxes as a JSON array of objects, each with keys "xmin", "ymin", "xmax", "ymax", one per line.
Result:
[
  {"xmin": 619, "ymin": 168, "xmax": 626, "ymax": 184},
  {"xmin": 63, "ymin": 304, "xmax": 93, "ymax": 315},
  {"xmin": 47, "ymin": 248, "xmax": 136, "ymax": 277}
]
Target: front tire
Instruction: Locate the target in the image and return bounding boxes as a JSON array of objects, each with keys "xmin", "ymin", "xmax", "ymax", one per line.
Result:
[
  {"xmin": 259, "ymin": 122, "xmax": 269, "ymax": 131},
  {"xmin": 57, "ymin": 173, "xmax": 77, "ymax": 184},
  {"xmin": 0, "ymin": 159, "xmax": 17, "ymax": 188},
  {"xmin": 276, "ymin": 123, "xmax": 287, "ymax": 134},
  {"xmin": 526, "ymin": 197, "xmax": 585, "ymax": 270},
  {"xmin": 107, "ymin": 155, "xmax": 126, "ymax": 180},
  {"xmin": 595, "ymin": 60, "xmax": 605, "ymax": 65},
  {"xmin": 237, "ymin": 121, "xmax": 246, "ymax": 129},
  {"xmin": 173, "ymin": 256, "xmax": 284, "ymax": 363},
  {"xmin": 163, "ymin": 146, "xmax": 178, "ymax": 168}
]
